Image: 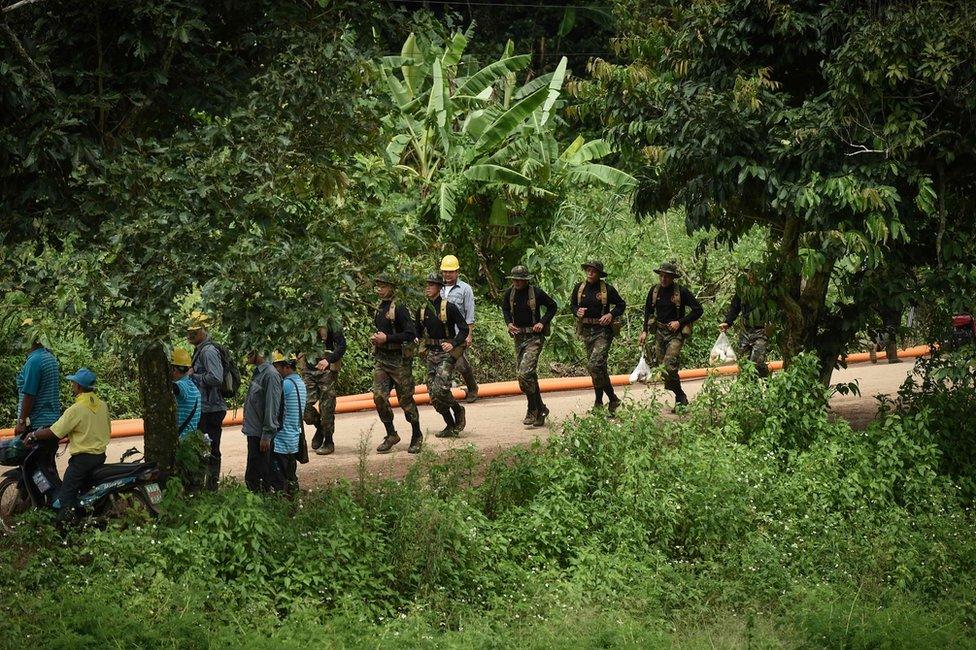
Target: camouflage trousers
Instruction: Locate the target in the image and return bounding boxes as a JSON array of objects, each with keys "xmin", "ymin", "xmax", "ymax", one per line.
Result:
[
  {"xmin": 737, "ymin": 327, "xmax": 770, "ymax": 377},
  {"xmin": 645, "ymin": 325, "xmax": 684, "ymax": 394},
  {"xmin": 301, "ymin": 363, "xmax": 339, "ymax": 436},
  {"xmin": 425, "ymin": 348, "xmax": 460, "ymax": 414},
  {"xmin": 372, "ymin": 350, "xmax": 419, "ymax": 425},
  {"xmin": 453, "ymin": 346, "xmax": 478, "ymax": 390},
  {"xmin": 514, "ymin": 334, "xmax": 545, "ymax": 397},
  {"xmin": 580, "ymin": 325, "xmax": 614, "ymax": 391}
]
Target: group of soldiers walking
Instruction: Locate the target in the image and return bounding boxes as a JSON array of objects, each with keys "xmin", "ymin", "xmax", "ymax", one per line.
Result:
[{"xmin": 14, "ymin": 254, "xmax": 774, "ymax": 500}]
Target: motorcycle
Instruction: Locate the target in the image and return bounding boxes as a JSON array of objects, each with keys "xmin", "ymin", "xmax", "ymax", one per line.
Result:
[
  {"xmin": 0, "ymin": 437, "xmax": 166, "ymax": 532},
  {"xmin": 950, "ymin": 313, "xmax": 976, "ymax": 350}
]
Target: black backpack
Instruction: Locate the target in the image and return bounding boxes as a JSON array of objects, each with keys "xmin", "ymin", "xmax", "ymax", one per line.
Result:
[{"xmin": 194, "ymin": 341, "xmax": 241, "ymax": 399}]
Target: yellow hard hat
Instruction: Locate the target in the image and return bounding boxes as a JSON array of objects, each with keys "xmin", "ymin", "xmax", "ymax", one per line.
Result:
[
  {"xmin": 271, "ymin": 350, "xmax": 295, "ymax": 364},
  {"xmin": 186, "ymin": 310, "xmax": 211, "ymax": 331},
  {"xmin": 170, "ymin": 348, "xmax": 192, "ymax": 367},
  {"xmin": 440, "ymin": 254, "xmax": 460, "ymax": 272}
]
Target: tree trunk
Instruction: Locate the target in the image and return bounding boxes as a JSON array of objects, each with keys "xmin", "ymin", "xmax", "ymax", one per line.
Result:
[{"xmin": 138, "ymin": 343, "xmax": 178, "ymax": 469}]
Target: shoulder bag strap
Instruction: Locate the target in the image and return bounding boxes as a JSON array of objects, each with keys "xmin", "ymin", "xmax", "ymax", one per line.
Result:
[
  {"xmin": 528, "ymin": 286, "xmax": 537, "ymax": 325},
  {"xmin": 177, "ymin": 399, "xmax": 198, "ymax": 436}
]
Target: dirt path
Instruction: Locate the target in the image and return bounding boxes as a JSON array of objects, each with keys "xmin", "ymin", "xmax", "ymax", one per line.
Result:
[{"xmin": 72, "ymin": 360, "xmax": 915, "ymax": 487}]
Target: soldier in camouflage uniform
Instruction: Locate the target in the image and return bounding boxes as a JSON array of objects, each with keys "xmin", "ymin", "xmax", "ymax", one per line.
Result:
[
  {"xmin": 299, "ymin": 321, "xmax": 346, "ymax": 455},
  {"xmin": 640, "ymin": 262, "xmax": 703, "ymax": 410},
  {"xmin": 570, "ymin": 260, "xmax": 626, "ymax": 414},
  {"xmin": 502, "ymin": 265, "xmax": 558, "ymax": 427},
  {"xmin": 719, "ymin": 267, "xmax": 770, "ymax": 377},
  {"xmin": 370, "ymin": 274, "xmax": 423, "ymax": 454},
  {"xmin": 416, "ymin": 273, "xmax": 469, "ymax": 438}
]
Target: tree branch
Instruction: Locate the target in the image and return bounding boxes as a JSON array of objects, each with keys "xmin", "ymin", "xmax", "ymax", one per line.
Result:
[
  {"xmin": 2, "ymin": 0, "xmax": 45, "ymax": 13},
  {"xmin": 0, "ymin": 19, "xmax": 55, "ymax": 96}
]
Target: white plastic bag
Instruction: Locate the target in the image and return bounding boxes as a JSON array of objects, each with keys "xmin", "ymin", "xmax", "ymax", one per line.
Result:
[
  {"xmin": 629, "ymin": 353, "xmax": 652, "ymax": 383},
  {"xmin": 709, "ymin": 332, "xmax": 737, "ymax": 365}
]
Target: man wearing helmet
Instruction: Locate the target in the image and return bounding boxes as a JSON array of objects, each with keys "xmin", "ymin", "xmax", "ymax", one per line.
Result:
[{"xmin": 439, "ymin": 255, "xmax": 480, "ymax": 403}]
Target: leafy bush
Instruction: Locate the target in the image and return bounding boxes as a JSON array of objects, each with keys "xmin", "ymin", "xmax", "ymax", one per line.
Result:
[{"xmin": 2, "ymin": 353, "xmax": 974, "ymax": 646}]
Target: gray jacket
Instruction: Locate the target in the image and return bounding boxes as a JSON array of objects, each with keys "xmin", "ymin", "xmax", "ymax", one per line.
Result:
[
  {"xmin": 191, "ymin": 338, "xmax": 228, "ymax": 413},
  {"xmin": 241, "ymin": 361, "xmax": 282, "ymax": 442}
]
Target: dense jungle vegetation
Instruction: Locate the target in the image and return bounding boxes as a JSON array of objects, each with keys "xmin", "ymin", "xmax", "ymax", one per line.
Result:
[{"xmin": 2, "ymin": 0, "xmax": 976, "ymax": 647}]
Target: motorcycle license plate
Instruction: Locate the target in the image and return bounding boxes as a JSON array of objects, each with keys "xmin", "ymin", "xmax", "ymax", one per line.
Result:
[
  {"xmin": 144, "ymin": 483, "xmax": 162, "ymax": 504},
  {"xmin": 33, "ymin": 470, "xmax": 52, "ymax": 493}
]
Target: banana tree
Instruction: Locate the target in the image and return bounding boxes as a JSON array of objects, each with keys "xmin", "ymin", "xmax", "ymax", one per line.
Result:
[{"xmin": 378, "ymin": 31, "xmax": 635, "ymax": 289}]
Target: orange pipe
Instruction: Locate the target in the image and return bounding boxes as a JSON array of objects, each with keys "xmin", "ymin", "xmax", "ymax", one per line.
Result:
[{"xmin": 2, "ymin": 345, "xmax": 931, "ymax": 439}]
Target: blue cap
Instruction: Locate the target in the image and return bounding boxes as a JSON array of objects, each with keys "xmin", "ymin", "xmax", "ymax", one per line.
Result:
[{"xmin": 66, "ymin": 367, "xmax": 97, "ymax": 390}]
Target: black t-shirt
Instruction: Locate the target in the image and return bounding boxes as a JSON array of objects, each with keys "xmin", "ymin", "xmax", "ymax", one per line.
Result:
[
  {"xmin": 502, "ymin": 285, "xmax": 558, "ymax": 328},
  {"xmin": 374, "ymin": 299, "xmax": 416, "ymax": 344},
  {"xmin": 643, "ymin": 284, "xmax": 704, "ymax": 331},
  {"xmin": 416, "ymin": 298, "xmax": 469, "ymax": 347},
  {"xmin": 570, "ymin": 280, "xmax": 626, "ymax": 320}
]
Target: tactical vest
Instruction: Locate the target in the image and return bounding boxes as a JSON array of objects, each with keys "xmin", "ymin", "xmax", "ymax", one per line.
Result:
[
  {"xmin": 575, "ymin": 281, "xmax": 622, "ymax": 335},
  {"xmin": 420, "ymin": 300, "xmax": 450, "ymax": 345},
  {"xmin": 648, "ymin": 283, "xmax": 693, "ymax": 337}
]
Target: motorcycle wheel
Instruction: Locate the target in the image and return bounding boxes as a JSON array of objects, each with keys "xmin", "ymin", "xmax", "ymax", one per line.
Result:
[
  {"xmin": 0, "ymin": 476, "xmax": 31, "ymax": 534},
  {"xmin": 102, "ymin": 489, "xmax": 158, "ymax": 524}
]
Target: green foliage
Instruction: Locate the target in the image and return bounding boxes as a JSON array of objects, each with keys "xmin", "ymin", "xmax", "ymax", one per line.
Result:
[
  {"xmin": 379, "ymin": 30, "xmax": 634, "ymax": 288},
  {"xmin": 573, "ymin": 0, "xmax": 976, "ymax": 379},
  {"xmin": 2, "ymin": 355, "xmax": 975, "ymax": 646}
]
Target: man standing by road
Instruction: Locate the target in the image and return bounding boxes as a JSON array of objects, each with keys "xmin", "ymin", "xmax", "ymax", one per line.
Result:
[
  {"xmin": 169, "ymin": 348, "xmax": 202, "ymax": 438},
  {"xmin": 27, "ymin": 368, "xmax": 109, "ymax": 522},
  {"xmin": 440, "ymin": 255, "xmax": 479, "ymax": 403},
  {"xmin": 300, "ymin": 320, "xmax": 346, "ymax": 456},
  {"xmin": 640, "ymin": 262, "xmax": 704, "ymax": 410},
  {"xmin": 14, "ymin": 320, "xmax": 61, "ymax": 484},
  {"xmin": 271, "ymin": 352, "xmax": 306, "ymax": 495},
  {"xmin": 571, "ymin": 260, "xmax": 626, "ymax": 414},
  {"xmin": 501, "ymin": 265, "xmax": 558, "ymax": 427},
  {"xmin": 719, "ymin": 267, "xmax": 770, "ymax": 377},
  {"xmin": 416, "ymin": 272, "xmax": 469, "ymax": 439},
  {"xmin": 371, "ymin": 274, "xmax": 423, "ymax": 454},
  {"xmin": 186, "ymin": 312, "xmax": 226, "ymax": 490},
  {"xmin": 241, "ymin": 351, "xmax": 282, "ymax": 493}
]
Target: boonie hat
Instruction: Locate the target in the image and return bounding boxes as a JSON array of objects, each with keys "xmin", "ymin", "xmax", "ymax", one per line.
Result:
[
  {"xmin": 506, "ymin": 265, "xmax": 532, "ymax": 280},
  {"xmin": 581, "ymin": 260, "xmax": 608, "ymax": 278},
  {"xmin": 67, "ymin": 368, "xmax": 97, "ymax": 390},
  {"xmin": 654, "ymin": 261, "xmax": 681, "ymax": 277}
]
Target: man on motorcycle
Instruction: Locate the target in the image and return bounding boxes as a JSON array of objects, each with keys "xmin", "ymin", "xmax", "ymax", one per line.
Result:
[{"xmin": 26, "ymin": 368, "xmax": 111, "ymax": 520}]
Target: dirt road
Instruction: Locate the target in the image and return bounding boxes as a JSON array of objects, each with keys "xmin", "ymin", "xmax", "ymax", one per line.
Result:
[{"xmin": 70, "ymin": 360, "xmax": 915, "ymax": 487}]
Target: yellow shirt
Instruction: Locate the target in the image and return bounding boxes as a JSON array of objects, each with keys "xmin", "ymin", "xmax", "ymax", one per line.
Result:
[{"xmin": 50, "ymin": 392, "xmax": 111, "ymax": 456}]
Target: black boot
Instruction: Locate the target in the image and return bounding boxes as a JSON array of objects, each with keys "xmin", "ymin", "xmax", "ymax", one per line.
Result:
[
  {"xmin": 671, "ymin": 392, "xmax": 689, "ymax": 414},
  {"xmin": 311, "ymin": 425, "xmax": 324, "ymax": 451},
  {"xmin": 452, "ymin": 403, "xmax": 466, "ymax": 432},
  {"xmin": 522, "ymin": 396, "xmax": 536, "ymax": 426},
  {"xmin": 408, "ymin": 422, "xmax": 424, "ymax": 453},
  {"xmin": 606, "ymin": 386, "xmax": 621, "ymax": 416},
  {"xmin": 436, "ymin": 410, "xmax": 456, "ymax": 438},
  {"xmin": 316, "ymin": 430, "xmax": 335, "ymax": 456},
  {"xmin": 377, "ymin": 421, "xmax": 400, "ymax": 453},
  {"xmin": 532, "ymin": 394, "xmax": 550, "ymax": 427}
]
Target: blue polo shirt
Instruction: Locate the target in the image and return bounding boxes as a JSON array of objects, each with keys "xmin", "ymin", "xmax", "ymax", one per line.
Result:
[
  {"xmin": 17, "ymin": 347, "xmax": 61, "ymax": 429},
  {"xmin": 174, "ymin": 376, "xmax": 202, "ymax": 438},
  {"xmin": 275, "ymin": 374, "xmax": 307, "ymax": 455}
]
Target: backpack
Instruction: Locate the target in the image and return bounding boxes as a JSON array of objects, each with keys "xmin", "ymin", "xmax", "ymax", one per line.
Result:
[
  {"xmin": 384, "ymin": 300, "xmax": 417, "ymax": 358},
  {"xmin": 194, "ymin": 341, "xmax": 242, "ymax": 399}
]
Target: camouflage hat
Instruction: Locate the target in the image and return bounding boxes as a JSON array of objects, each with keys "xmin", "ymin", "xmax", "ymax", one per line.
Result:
[
  {"xmin": 653, "ymin": 261, "xmax": 681, "ymax": 277},
  {"xmin": 506, "ymin": 265, "xmax": 532, "ymax": 280},
  {"xmin": 581, "ymin": 260, "xmax": 608, "ymax": 278},
  {"xmin": 374, "ymin": 273, "xmax": 398, "ymax": 287},
  {"xmin": 426, "ymin": 272, "xmax": 445, "ymax": 286}
]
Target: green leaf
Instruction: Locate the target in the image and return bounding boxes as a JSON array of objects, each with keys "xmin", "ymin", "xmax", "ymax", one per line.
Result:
[
  {"xmin": 464, "ymin": 164, "xmax": 532, "ymax": 187},
  {"xmin": 442, "ymin": 32, "xmax": 468, "ymax": 67},
  {"xmin": 439, "ymin": 182, "xmax": 457, "ymax": 222},
  {"xmin": 562, "ymin": 138, "xmax": 612, "ymax": 164},
  {"xmin": 538, "ymin": 57, "xmax": 568, "ymax": 127},
  {"xmin": 472, "ymin": 87, "xmax": 549, "ymax": 158},
  {"xmin": 557, "ymin": 7, "xmax": 577, "ymax": 38},
  {"xmin": 564, "ymin": 164, "xmax": 636, "ymax": 189},
  {"xmin": 456, "ymin": 55, "xmax": 532, "ymax": 97},
  {"xmin": 426, "ymin": 58, "xmax": 448, "ymax": 128},
  {"xmin": 400, "ymin": 33, "xmax": 425, "ymax": 98}
]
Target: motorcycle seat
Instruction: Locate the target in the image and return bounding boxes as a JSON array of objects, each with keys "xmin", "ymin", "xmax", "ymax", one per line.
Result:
[{"xmin": 92, "ymin": 462, "xmax": 148, "ymax": 482}]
